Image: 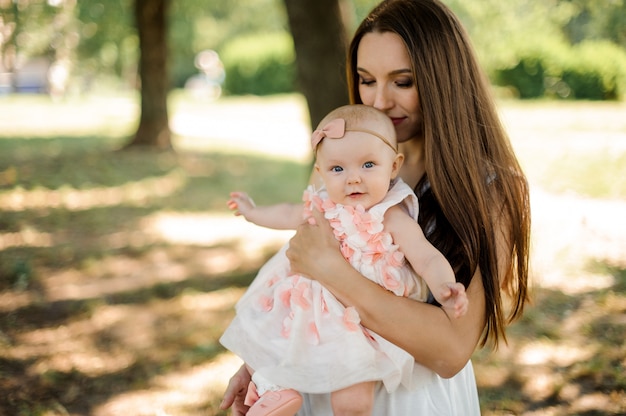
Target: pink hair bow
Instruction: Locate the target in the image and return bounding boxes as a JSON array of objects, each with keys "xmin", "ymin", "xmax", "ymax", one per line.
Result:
[{"xmin": 311, "ymin": 118, "xmax": 346, "ymax": 150}]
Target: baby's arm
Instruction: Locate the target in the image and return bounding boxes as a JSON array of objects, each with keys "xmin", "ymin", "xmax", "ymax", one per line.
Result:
[
  {"xmin": 384, "ymin": 205, "xmax": 468, "ymax": 318},
  {"xmin": 228, "ymin": 191, "xmax": 304, "ymax": 230}
]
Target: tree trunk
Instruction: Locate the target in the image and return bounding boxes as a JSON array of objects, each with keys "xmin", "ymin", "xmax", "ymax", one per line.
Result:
[
  {"xmin": 284, "ymin": 0, "xmax": 349, "ymax": 128},
  {"xmin": 127, "ymin": 0, "xmax": 171, "ymax": 150}
]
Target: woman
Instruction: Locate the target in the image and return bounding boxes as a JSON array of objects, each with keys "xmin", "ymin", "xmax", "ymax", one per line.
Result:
[{"xmin": 220, "ymin": 0, "xmax": 530, "ymax": 414}]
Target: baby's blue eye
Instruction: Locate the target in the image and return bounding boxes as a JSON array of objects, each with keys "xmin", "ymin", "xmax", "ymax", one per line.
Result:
[
  {"xmin": 363, "ymin": 161, "xmax": 375, "ymax": 168},
  {"xmin": 331, "ymin": 166, "xmax": 343, "ymax": 173}
]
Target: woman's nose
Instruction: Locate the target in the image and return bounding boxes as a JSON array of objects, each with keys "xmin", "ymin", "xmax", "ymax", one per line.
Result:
[{"xmin": 373, "ymin": 86, "xmax": 392, "ymax": 111}]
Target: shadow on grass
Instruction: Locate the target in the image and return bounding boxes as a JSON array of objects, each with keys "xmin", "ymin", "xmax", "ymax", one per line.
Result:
[
  {"xmin": 476, "ymin": 260, "xmax": 626, "ymax": 415},
  {"xmin": 0, "ymin": 136, "xmax": 308, "ymax": 415},
  {"xmin": 2, "ymin": 133, "xmax": 625, "ymax": 415}
]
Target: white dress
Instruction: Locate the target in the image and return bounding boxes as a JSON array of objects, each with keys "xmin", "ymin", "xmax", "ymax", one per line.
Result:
[
  {"xmin": 294, "ymin": 178, "xmax": 482, "ymax": 415},
  {"xmin": 220, "ymin": 179, "xmax": 433, "ymax": 394},
  {"xmin": 297, "ymin": 360, "xmax": 480, "ymax": 415}
]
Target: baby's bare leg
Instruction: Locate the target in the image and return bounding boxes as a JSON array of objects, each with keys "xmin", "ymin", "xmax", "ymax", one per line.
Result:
[{"xmin": 330, "ymin": 381, "xmax": 375, "ymax": 416}]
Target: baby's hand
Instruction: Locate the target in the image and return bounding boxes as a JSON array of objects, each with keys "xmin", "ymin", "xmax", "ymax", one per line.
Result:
[
  {"xmin": 227, "ymin": 192, "xmax": 256, "ymax": 218},
  {"xmin": 436, "ymin": 282, "xmax": 468, "ymax": 319}
]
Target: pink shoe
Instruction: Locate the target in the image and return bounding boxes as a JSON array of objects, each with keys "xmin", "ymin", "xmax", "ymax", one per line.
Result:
[{"xmin": 246, "ymin": 388, "xmax": 303, "ymax": 416}]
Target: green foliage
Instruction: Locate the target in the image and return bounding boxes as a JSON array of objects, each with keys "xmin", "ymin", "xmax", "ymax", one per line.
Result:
[
  {"xmin": 0, "ymin": 256, "xmax": 34, "ymax": 291},
  {"xmin": 168, "ymin": 0, "xmax": 287, "ymax": 88},
  {"xmin": 445, "ymin": 0, "xmax": 626, "ymax": 101},
  {"xmin": 0, "ymin": 0, "xmax": 60, "ymax": 58},
  {"xmin": 495, "ymin": 55, "xmax": 546, "ymax": 99},
  {"xmin": 445, "ymin": 0, "xmax": 574, "ymax": 74},
  {"xmin": 219, "ymin": 32, "xmax": 295, "ymax": 96},
  {"xmin": 562, "ymin": 0, "xmax": 626, "ymax": 48},
  {"xmin": 559, "ymin": 41, "xmax": 626, "ymax": 100},
  {"xmin": 494, "ymin": 40, "xmax": 626, "ymax": 100}
]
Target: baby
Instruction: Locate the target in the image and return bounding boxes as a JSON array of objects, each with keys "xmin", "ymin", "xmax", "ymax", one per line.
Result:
[{"xmin": 220, "ymin": 104, "xmax": 468, "ymax": 416}]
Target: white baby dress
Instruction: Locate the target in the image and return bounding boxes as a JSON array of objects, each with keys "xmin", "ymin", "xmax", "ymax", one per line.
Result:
[{"xmin": 220, "ymin": 178, "xmax": 433, "ymax": 394}]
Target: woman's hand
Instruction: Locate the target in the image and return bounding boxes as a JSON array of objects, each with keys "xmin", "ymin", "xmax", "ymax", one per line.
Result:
[
  {"xmin": 219, "ymin": 364, "xmax": 251, "ymax": 416},
  {"xmin": 287, "ymin": 204, "xmax": 486, "ymax": 377},
  {"xmin": 286, "ymin": 207, "xmax": 342, "ymax": 282}
]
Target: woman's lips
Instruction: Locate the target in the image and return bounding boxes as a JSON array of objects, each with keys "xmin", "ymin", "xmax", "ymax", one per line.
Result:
[{"xmin": 390, "ymin": 117, "xmax": 404, "ymax": 126}]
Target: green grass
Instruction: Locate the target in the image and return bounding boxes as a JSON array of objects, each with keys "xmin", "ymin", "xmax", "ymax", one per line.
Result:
[
  {"xmin": 542, "ymin": 151, "xmax": 626, "ymax": 199},
  {"xmin": 0, "ymin": 92, "xmax": 624, "ymax": 415}
]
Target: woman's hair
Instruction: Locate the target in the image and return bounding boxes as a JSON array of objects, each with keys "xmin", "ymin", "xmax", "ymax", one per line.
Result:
[{"xmin": 347, "ymin": 0, "xmax": 531, "ymax": 348}]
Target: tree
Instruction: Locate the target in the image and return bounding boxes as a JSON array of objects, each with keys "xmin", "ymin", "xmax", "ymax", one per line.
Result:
[
  {"xmin": 126, "ymin": 0, "xmax": 172, "ymax": 150},
  {"xmin": 283, "ymin": 0, "xmax": 349, "ymax": 128}
]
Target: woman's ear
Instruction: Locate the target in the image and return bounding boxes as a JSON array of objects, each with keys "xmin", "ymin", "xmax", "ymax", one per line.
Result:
[{"xmin": 391, "ymin": 153, "xmax": 404, "ymax": 178}]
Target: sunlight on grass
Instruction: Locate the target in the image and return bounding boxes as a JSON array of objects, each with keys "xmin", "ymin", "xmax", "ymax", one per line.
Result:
[
  {"xmin": 529, "ymin": 188, "xmax": 626, "ymax": 294},
  {"xmin": 0, "ymin": 169, "xmax": 186, "ymax": 211},
  {"xmin": 92, "ymin": 353, "xmax": 243, "ymax": 416},
  {"xmin": 0, "ymin": 227, "xmax": 52, "ymax": 249},
  {"xmin": 171, "ymin": 93, "xmax": 312, "ymax": 162},
  {"xmin": 500, "ymin": 99, "xmax": 626, "ymax": 199},
  {"xmin": 544, "ymin": 151, "xmax": 626, "ymax": 199},
  {"xmin": 516, "ymin": 341, "xmax": 594, "ymax": 367},
  {"xmin": 1, "ymin": 93, "xmax": 625, "ymax": 415},
  {"xmin": 144, "ymin": 212, "xmax": 292, "ymax": 253},
  {"xmin": 0, "ymin": 93, "xmax": 138, "ymax": 138}
]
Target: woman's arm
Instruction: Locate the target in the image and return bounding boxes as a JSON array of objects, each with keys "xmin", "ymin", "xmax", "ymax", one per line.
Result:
[{"xmin": 286, "ymin": 208, "xmax": 486, "ymax": 378}]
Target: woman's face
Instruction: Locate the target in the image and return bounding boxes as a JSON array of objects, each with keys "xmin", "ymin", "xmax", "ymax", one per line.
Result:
[{"xmin": 356, "ymin": 32, "xmax": 422, "ymax": 143}]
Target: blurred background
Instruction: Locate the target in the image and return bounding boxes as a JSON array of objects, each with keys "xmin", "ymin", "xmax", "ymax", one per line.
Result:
[{"xmin": 0, "ymin": 0, "xmax": 625, "ymax": 415}]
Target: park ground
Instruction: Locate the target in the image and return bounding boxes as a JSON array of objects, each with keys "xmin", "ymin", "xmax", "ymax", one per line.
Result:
[{"xmin": 0, "ymin": 93, "xmax": 625, "ymax": 415}]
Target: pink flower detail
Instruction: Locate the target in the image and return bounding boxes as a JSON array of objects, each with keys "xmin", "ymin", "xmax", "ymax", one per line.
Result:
[
  {"xmin": 312, "ymin": 195, "xmax": 324, "ymax": 212},
  {"xmin": 358, "ymin": 231, "xmax": 371, "ymax": 243},
  {"xmin": 266, "ymin": 275, "xmax": 280, "ymax": 287},
  {"xmin": 343, "ymin": 307, "xmax": 361, "ymax": 331},
  {"xmin": 258, "ymin": 295, "xmax": 274, "ymax": 311},
  {"xmin": 388, "ymin": 250, "xmax": 404, "ymax": 268},
  {"xmin": 340, "ymin": 242, "xmax": 354, "ymax": 259},
  {"xmin": 382, "ymin": 268, "xmax": 401, "ymax": 291},
  {"xmin": 366, "ymin": 252, "xmax": 384, "ymax": 264},
  {"xmin": 281, "ymin": 312, "xmax": 294, "ymax": 339},
  {"xmin": 321, "ymin": 197, "xmax": 335, "ymax": 212},
  {"xmin": 279, "ymin": 288, "xmax": 292, "ymax": 308},
  {"xmin": 291, "ymin": 281, "xmax": 311, "ymax": 310},
  {"xmin": 306, "ymin": 321, "xmax": 320, "ymax": 345}
]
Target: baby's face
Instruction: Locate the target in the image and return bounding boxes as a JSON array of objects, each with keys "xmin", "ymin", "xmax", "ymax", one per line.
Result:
[{"xmin": 315, "ymin": 131, "xmax": 401, "ymax": 209}]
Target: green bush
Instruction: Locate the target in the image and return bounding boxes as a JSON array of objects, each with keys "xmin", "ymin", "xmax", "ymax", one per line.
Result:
[
  {"xmin": 493, "ymin": 40, "xmax": 626, "ymax": 100},
  {"xmin": 557, "ymin": 41, "xmax": 626, "ymax": 100},
  {"xmin": 494, "ymin": 56, "xmax": 546, "ymax": 99},
  {"xmin": 219, "ymin": 32, "xmax": 296, "ymax": 96}
]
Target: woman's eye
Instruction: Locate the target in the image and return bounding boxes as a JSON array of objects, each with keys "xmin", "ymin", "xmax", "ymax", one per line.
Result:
[
  {"xmin": 331, "ymin": 166, "xmax": 343, "ymax": 172},
  {"xmin": 359, "ymin": 77, "xmax": 375, "ymax": 86},
  {"xmin": 363, "ymin": 161, "xmax": 375, "ymax": 168},
  {"xmin": 396, "ymin": 78, "xmax": 414, "ymax": 88}
]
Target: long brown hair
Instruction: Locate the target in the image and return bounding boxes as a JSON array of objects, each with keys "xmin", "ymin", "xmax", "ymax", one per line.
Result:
[{"xmin": 347, "ymin": 0, "xmax": 531, "ymax": 348}]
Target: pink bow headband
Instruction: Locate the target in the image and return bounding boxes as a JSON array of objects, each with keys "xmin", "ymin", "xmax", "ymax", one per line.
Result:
[{"xmin": 311, "ymin": 118, "xmax": 397, "ymax": 153}]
